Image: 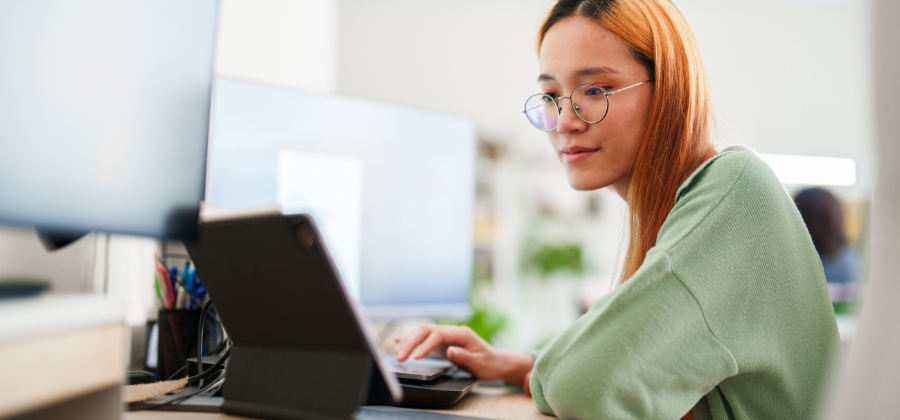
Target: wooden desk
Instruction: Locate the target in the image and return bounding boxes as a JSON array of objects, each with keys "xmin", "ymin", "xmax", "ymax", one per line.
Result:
[{"xmin": 123, "ymin": 385, "xmax": 548, "ymax": 420}]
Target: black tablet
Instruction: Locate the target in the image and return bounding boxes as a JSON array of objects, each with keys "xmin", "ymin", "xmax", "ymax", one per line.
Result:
[{"xmin": 186, "ymin": 212, "xmax": 403, "ymax": 420}]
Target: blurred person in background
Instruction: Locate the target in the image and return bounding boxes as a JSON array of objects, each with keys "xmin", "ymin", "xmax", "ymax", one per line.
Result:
[
  {"xmin": 395, "ymin": 0, "xmax": 840, "ymax": 418},
  {"xmin": 795, "ymin": 187, "xmax": 862, "ymax": 301}
]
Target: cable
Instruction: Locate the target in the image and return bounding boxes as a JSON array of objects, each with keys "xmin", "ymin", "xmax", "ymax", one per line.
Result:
[
  {"xmin": 165, "ymin": 339, "xmax": 230, "ymax": 383},
  {"xmin": 162, "ymin": 339, "xmax": 230, "ymax": 383},
  {"xmin": 164, "ymin": 365, "xmax": 187, "ymax": 382},
  {"xmin": 197, "ymin": 371, "xmax": 227, "ymax": 397},
  {"xmin": 141, "ymin": 369, "xmax": 225, "ymax": 411},
  {"xmin": 141, "ymin": 387, "xmax": 206, "ymax": 411},
  {"xmin": 187, "ymin": 346, "xmax": 231, "ymax": 384},
  {"xmin": 207, "ymin": 334, "xmax": 228, "ymax": 356},
  {"xmin": 163, "ymin": 300, "xmax": 227, "ymax": 383},
  {"xmin": 196, "ymin": 299, "xmax": 214, "ymax": 384}
]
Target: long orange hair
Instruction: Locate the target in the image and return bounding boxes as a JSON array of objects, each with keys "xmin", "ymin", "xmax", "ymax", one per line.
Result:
[
  {"xmin": 538, "ymin": 2, "xmax": 717, "ymax": 418},
  {"xmin": 538, "ymin": 0, "xmax": 717, "ymax": 285}
]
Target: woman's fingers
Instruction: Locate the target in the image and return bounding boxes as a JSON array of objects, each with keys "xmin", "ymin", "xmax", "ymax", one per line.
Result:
[
  {"xmin": 396, "ymin": 324, "xmax": 483, "ymax": 362},
  {"xmin": 440, "ymin": 325, "xmax": 483, "ymax": 349},
  {"xmin": 412, "ymin": 329, "xmax": 447, "ymax": 359},
  {"xmin": 446, "ymin": 345, "xmax": 475, "ymax": 366},
  {"xmin": 395, "ymin": 323, "xmax": 433, "ymax": 361}
]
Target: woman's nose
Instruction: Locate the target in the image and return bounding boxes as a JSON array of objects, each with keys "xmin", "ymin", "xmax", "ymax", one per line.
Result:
[{"xmin": 556, "ymin": 98, "xmax": 587, "ymax": 134}]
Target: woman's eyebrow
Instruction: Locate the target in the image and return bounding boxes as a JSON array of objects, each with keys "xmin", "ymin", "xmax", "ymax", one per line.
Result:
[
  {"xmin": 537, "ymin": 66, "xmax": 620, "ymax": 82},
  {"xmin": 574, "ymin": 66, "xmax": 620, "ymax": 77}
]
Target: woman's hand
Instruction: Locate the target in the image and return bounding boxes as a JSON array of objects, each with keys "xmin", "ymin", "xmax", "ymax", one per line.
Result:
[
  {"xmin": 394, "ymin": 323, "xmax": 534, "ymax": 387},
  {"xmin": 523, "ymin": 370, "xmax": 532, "ymax": 397}
]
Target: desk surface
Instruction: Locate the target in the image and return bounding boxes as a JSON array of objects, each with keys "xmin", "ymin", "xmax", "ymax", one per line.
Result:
[{"xmin": 123, "ymin": 385, "xmax": 548, "ymax": 420}]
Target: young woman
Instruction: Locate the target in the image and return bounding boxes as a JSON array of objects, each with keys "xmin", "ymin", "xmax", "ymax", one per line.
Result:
[{"xmin": 395, "ymin": 1, "xmax": 841, "ymax": 418}]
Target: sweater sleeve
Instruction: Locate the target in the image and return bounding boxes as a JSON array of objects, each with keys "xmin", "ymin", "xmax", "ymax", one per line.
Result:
[{"xmin": 530, "ymin": 251, "xmax": 739, "ymax": 419}]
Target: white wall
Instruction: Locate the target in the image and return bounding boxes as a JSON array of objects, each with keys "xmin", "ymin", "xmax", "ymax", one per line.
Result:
[
  {"xmin": 679, "ymin": 0, "xmax": 875, "ymax": 196},
  {"xmin": 0, "ymin": 227, "xmax": 100, "ymax": 294},
  {"xmin": 215, "ymin": 0, "xmax": 338, "ymax": 92},
  {"xmin": 338, "ymin": 0, "xmax": 551, "ymax": 145}
]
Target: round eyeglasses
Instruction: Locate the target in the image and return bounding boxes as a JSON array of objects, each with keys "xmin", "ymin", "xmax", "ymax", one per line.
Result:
[{"xmin": 523, "ymin": 80, "xmax": 652, "ymax": 132}]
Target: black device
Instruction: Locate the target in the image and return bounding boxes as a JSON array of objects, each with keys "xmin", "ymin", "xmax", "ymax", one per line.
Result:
[
  {"xmin": 126, "ymin": 371, "xmax": 157, "ymax": 386},
  {"xmin": 186, "ymin": 213, "xmax": 479, "ymax": 419},
  {"xmin": 186, "ymin": 213, "xmax": 408, "ymax": 419}
]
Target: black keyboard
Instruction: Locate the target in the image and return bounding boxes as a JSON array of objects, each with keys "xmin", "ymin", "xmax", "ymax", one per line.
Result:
[{"xmin": 354, "ymin": 406, "xmax": 484, "ymax": 419}]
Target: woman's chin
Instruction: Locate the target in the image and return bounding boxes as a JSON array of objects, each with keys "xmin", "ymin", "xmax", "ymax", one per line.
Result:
[{"xmin": 566, "ymin": 174, "xmax": 611, "ymax": 191}]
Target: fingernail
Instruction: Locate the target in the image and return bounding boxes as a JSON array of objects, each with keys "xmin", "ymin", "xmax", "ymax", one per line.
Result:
[{"xmin": 448, "ymin": 348, "xmax": 457, "ymax": 358}]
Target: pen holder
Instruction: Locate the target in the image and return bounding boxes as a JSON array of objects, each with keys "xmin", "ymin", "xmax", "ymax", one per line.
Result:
[
  {"xmin": 156, "ymin": 308, "xmax": 222, "ymax": 381},
  {"xmin": 157, "ymin": 309, "xmax": 200, "ymax": 381}
]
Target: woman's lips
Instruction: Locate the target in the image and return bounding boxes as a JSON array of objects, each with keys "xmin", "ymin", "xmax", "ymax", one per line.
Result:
[{"xmin": 560, "ymin": 145, "xmax": 599, "ymax": 163}]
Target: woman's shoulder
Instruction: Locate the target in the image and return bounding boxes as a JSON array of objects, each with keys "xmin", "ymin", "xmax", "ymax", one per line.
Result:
[
  {"xmin": 658, "ymin": 145, "xmax": 794, "ymax": 250},
  {"xmin": 674, "ymin": 145, "xmax": 777, "ymax": 204}
]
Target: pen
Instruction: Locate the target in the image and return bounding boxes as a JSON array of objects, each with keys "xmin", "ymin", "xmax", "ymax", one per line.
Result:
[
  {"xmin": 183, "ymin": 262, "xmax": 194, "ymax": 309},
  {"xmin": 155, "ymin": 265, "xmax": 174, "ymax": 309},
  {"xmin": 175, "ymin": 285, "xmax": 187, "ymax": 309},
  {"xmin": 188, "ymin": 267, "xmax": 196, "ymax": 290},
  {"xmin": 154, "ymin": 273, "xmax": 164, "ymax": 307},
  {"xmin": 193, "ymin": 280, "xmax": 207, "ymax": 303},
  {"xmin": 154, "ymin": 254, "xmax": 179, "ymax": 309},
  {"xmin": 181, "ymin": 262, "xmax": 190, "ymax": 289},
  {"xmin": 155, "ymin": 257, "xmax": 177, "ymax": 309},
  {"xmin": 169, "ymin": 266, "xmax": 179, "ymax": 294}
]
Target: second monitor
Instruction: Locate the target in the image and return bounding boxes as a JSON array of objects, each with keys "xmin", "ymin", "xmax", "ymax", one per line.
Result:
[{"xmin": 206, "ymin": 78, "xmax": 476, "ymax": 319}]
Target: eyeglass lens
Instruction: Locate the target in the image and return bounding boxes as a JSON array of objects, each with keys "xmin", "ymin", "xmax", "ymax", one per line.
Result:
[
  {"xmin": 524, "ymin": 95, "xmax": 559, "ymax": 131},
  {"xmin": 524, "ymin": 84, "xmax": 609, "ymax": 131}
]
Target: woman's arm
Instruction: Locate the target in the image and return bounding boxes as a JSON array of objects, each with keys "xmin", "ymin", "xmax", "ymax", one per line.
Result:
[{"xmin": 530, "ymin": 251, "xmax": 738, "ymax": 418}]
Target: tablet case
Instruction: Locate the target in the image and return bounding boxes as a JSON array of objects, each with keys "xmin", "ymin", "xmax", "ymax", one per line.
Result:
[{"xmin": 186, "ymin": 213, "xmax": 402, "ymax": 420}]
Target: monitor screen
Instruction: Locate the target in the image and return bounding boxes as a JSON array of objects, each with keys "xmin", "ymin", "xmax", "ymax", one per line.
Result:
[
  {"xmin": 207, "ymin": 78, "xmax": 476, "ymax": 319},
  {"xmin": 0, "ymin": 0, "xmax": 218, "ymax": 240}
]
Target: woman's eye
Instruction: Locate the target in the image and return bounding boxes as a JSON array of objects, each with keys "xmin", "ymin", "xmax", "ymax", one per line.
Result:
[{"xmin": 585, "ymin": 87, "xmax": 605, "ymax": 97}]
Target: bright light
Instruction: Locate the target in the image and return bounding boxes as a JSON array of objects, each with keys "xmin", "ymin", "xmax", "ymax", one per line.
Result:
[{"xmin": 757, "ymin": 153, "xmax": 856, "ymax": 186}]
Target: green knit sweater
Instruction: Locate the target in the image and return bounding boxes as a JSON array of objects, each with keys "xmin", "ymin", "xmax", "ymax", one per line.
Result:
[{"xmin": 530, "ymin": 146, "xmax": 841, "ymax": 419}]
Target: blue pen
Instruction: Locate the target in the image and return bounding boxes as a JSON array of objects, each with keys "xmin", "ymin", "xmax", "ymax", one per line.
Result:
[
  {"xmin": 181, "ymin": 263, "xmax": 192, "ymax": 308},
  {"xmin": 169, "ymin": 266, "xmax": 179, "ymax": 297},
  {"xmin": 188, "ymin": 268, "xmax": 197, "ymax": 293},
  {"xmin": 181, "ymin": 262, "xmax": 190, "ymax": 289},
  {"xmin": 193, "ymin": 281, "xmax": 207, "ymax": 302}
]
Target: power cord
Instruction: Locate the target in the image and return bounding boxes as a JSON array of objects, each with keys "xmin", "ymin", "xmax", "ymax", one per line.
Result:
[
  {"xmin": 136, "ymin": 339, "xmax": 231, "ymax": 411},
  {"xmin": 187, "ymin": 346, "xmax": 231, "ymax": 385},
  {"xmin": 163, "ymin": 298, "xmax": 229, "ymax": 383},
  {"xmin": 196, "ymin": 299, "xmax": 213, "ymax": 382},
  {"xmin": 141, "ymin": 368, "xmax": 226, "ymax": 411}
]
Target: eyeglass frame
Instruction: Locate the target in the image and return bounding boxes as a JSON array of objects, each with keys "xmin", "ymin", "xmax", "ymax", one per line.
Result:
[{"xmin": 523, "ymin": 80, "xmax": 653, "ymax": 132}]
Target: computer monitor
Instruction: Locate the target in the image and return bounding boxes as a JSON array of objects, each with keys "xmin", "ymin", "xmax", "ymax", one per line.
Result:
[
  {"xmin": 206, "ymin": 77, "xmax": 476, "ymax": 319},
  {"xmin": 0, "ymin": 0, "xmax": 219, "ymax": 241}
]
